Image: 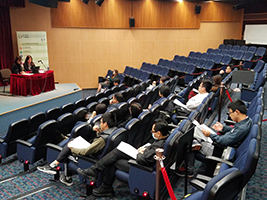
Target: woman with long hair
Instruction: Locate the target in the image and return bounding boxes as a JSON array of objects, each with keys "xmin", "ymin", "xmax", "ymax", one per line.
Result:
[
  {"xmin": 23, "ymin": 55, "xmax": 35, "ymax": 71},
  {"xmin": 97, "ymin": 69, "xmax": 119, "ymax": 93}
]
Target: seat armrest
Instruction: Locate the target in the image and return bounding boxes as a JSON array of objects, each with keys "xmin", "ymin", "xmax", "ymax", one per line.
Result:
[
  {"xmin": 77, "ymin": 154, "xmax": 97, "ymax": 163},
  {"xmin": 189, "ymin": 179, "xmax": 206, "ymax": 191},
  {"xmin": 46, "ymin": 143, "xmax": 63, "ymax": 151},
  {"xmin": 128, "ymin": 159, "xmax": 154, "ymax": 172},
  {"xmin": 159, "ymin": 111, "xmax": 170, "ymax": 118},
  {"xmin": 16, "ymin": 139, "xmax": 33, "ymax": 147},
  {"xmin": 195, "ymin": 174, "xmax": 212, "ymax": 182},
  {"xmin": 241, "ymin": 87, "xmax": 255, "ymax": 93},
  {"xmin": 175, "ymin": 116, "xmax": 188, "ymax": 120},
  {"xmin": 0, "ymin": 138, "xmax": 4, "ymax": 143},
  {"xmin": 206, "ymin": 155, "xmax": 234, "ymax": 167}
]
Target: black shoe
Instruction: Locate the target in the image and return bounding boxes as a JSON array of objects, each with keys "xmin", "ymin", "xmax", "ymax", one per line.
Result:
[
  {"xmin": 77, "ymin": 168, "xmax": 96, "ymax": 182},
  {"xmin": 37, "ymin": 164, "xmax": 57, "ymax": 175},
  {"xmin": 93, "ymin": 184, "xmax": 115, "ymax": 197},
  {"xmin": 59, "ymin": 174, "xmax": 73, "ymax": 186},
  {"xmin": 175, "ymin": 167, "xmax": 194, "ymax": 178}
]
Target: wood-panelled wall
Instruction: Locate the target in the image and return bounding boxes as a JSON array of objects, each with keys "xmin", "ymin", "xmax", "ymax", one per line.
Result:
[{"xmin": 51, "ymin": 0, "xmax": 243, "ymax": 29}]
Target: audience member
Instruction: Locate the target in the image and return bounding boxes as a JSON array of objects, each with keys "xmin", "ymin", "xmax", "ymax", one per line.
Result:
[
  {"xmin": 85, "ymin": 103, "xmax": 107, "ymax": 123},
  {"xmin": 77, "ymin": 120, "xmax": 169, "ymax": 197},
  {"xmin": 220, "ymin": 64, "xmax": 233, "ymax": 80},
  {"xmin": 118, "ymin": 102, "xmax": 143, "ymax": 128},
  {"xmin": 97, "ymin": 69, "xmax": 119, "ymax": 92},
  {"xmin": 210, "ymin": 74, "xmax": 222, "ymax": 92},
  {"xmin": 147, "ymin": 75, "xmax": 170, "ymax": 90},
  {"xmin": 37, "ymin": 112, "xmax": 117, "ymax": 186},
  {"xmin": 108, "ymin": 92, "xmax": 124, "ymax": 110},
  {"xmin": 148, "ymin": 84, "xmax": 170, "ymax": 109},
  {"xmin": 177, "ymin": 99, "xmax": 252, "ymax": 177},
  {"xmin": 23, "ymin": 55, "xmax": 35, "ymax": 72},
  {"xmin": 11, "ymin": 56, "xmax": 24, "ymax": 74}
]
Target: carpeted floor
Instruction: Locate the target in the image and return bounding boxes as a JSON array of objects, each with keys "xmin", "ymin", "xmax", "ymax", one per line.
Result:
[{"xmin": 0, "ymin": 86, "xmax": 266, "ymax": 199}]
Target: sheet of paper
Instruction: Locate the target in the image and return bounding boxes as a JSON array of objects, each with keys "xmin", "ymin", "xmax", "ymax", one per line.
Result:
[
  {"xmin": 117, "ymin": 141, "xmax": 138, "ymax": 159},
  {"xmin": 173, "ymin": 99, "xmax": 188, "ymax": 109},
  {"xmin": 193, "ymin": 120, "xmax": 213, "ymax": 143},
  {"xmin": 68, "ymin": 136, "xmax": 91, "ymax": 149}
]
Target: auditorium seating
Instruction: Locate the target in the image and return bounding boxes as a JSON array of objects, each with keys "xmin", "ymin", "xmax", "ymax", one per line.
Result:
[{"xmin": 186, "ymin": 168, "xmax": 243, "ymax": 200}]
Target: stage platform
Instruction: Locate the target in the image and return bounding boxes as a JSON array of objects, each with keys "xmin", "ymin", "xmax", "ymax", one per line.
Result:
[{"xmin": 0, "ymin": 83, "xmax": 82, "ymax": 135}]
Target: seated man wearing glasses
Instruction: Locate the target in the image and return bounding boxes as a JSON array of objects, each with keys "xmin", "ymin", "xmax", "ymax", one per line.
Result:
[{"xmin": 37, "ymin": 112, "xmax": 117, "ymax": 186}]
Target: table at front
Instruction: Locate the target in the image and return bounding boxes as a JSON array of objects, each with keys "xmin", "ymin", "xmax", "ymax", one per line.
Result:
[{"xmin": 10, "ymin": 70, "xmax": 55, "ymax": 96}]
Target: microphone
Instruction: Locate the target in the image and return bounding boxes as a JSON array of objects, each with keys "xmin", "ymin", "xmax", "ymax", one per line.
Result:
[{"xmin": 38, "ymin": 60, "xmax": 48, "ymax": 71}]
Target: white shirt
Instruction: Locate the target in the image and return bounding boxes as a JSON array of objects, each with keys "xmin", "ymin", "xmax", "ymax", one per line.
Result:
[{"xmin": 186, "ymin": 92, "xmax": 209, "ymax": 111}]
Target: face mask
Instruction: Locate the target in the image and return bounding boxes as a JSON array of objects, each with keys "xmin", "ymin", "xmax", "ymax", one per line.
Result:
[{"xmin": 152, "ymin": 133, "xmax": 157, "ymax": 140}]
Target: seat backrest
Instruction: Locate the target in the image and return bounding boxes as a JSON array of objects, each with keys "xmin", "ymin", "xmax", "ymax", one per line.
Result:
[
  {"xmin": 73, "ymin": 107, "xmax": 87, "ymax": 122},
  {"xmin": 240, "ymin": 45, "xmax": 248, "ymax": 51},
  {"xmin": 74, "ymin": 99, "xmax": 87, "ymax": 109},
  {"xmin": 28, "ymin": 112, "xmax": 46, "ymax": 136},
  {"xmin": 253, "ymin": 60, "xmax": 265, "ymax": 73},
  {"xmin": 232, "ymin": 45, "xmax": 240, "ymax": 51},
  {"xmin": 207, "ymin": 48, "xmax": 214, "ymax": 54},
  {"xmin": 5, "ymin": 119, "xmax": 30, "ymax": 143},
  {"xmin": 57, "ymin": 113, "xmax": 75, "ymax": 136},
  {"xmin": 248, "ymin": 46, "xmax": 257, "ymax": 53},
  {"xmin": 45, "ymin": 107, "xmax": 61, "ymax": 120},
  {"xmin": 218, "ymin": 44, "xmax": 225, "ymax": 49},
  {"xmin": 32, "ymin": 120, "xmax": 58, "ymax": 147},
  {"xmin": 98, "ymin": 97, "xmax": 110, "ymax": 107},
  {"xmin": 125, "ymin": 118, "xmax": 141, "ymax": 148},
  {"xmin": 61, "ymin": 103, "xmax": 75, "ymax": 114},
  {"xmin": 202, "ymin": 168, "xmax": 243, "ymax": 200},
  {"xmin": 86, "ymin": 101, "xmax": 98, "ymax": 113},
  {"xmin": 85, "ymin": 95, "xmax": 96, "ymax": 106},
  {"xmin": 0, "ymin": 69, "xmax": 11, "ymax": 79}
]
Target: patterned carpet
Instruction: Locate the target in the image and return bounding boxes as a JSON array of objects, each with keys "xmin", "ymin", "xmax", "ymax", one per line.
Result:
[{"xmin": 0, "ymin": 86, "xmax": 266, "ymax": 199}]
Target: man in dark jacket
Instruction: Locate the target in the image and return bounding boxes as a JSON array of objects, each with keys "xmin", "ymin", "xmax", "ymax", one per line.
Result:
[{"xmin": 77, "ymin": 120, "xmax": 169, "ymax": 197}]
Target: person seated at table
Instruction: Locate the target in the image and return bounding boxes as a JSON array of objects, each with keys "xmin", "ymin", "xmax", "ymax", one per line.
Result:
[
  {"xmin": 11, "ymin": 56, "xmax": 24, "ymax": 74},
  {"xmin": 77, "ymin": 120, "xmax": 169, "ymax": 197},
  {"xmin": 97, "ymin": 69, "xmax": 119, "ymax": 93},
  {"xmin": 23, "ymin": 55, "xmax": 35, "ymax": 72}
]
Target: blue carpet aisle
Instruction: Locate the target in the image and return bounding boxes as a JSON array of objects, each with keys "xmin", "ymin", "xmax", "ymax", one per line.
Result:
[{"xmin": 0, "ymin": 86, "xmax": 266, "ymax": 199}]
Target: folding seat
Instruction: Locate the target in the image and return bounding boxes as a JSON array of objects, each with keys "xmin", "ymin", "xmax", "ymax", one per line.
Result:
[
  {"xmin": 254, "ymin": 47, "xmax": 266, "ymax": 59},
  {"xmin": 186, "ymin": 168, "xmax": 243, "ymax": 200},
  {"xmin": 57, "ymin": 113, "xmax": 76, "ymax": 137},
  {"xmin": 173, "ymin": 55, "xmax": 180, "ymax": 62},
  {"xmin": 225, "ymin": 44, "xmax": 232, "ymax": 50},
  {"xmin": 61, "ymin": 103, "xmax": 75, "ymax": 114},
  {"xmin": 204, "ymin": 139, "xmax": 259, "ymax": 190},
  {"xmin": 240, "ymin": 64, "xmax": 267, "ymax": 102},
  {"xmin": 200, "ymin": 53, "xmax": 208, "ymax": 60},
  {"xmin": 214, "ymin": 54, "xmax": 223, "ymax": 65},
  {"xmin": 184, "ymin": 64, "xmax": 196, "ymax": 84},
  {"xmin": 202, "ymin": 60, "xmax": 215, "ymax": 77},
  {"xmin": 16, "ymin": 120, "xmax": 59, "ymax": 165},
  {"xmin": 28, "ymin": 112, "xmax": 47, "ymax": 138},
  {"xmin": 136, "ymin": 92, "xmax": 147, "ymax": 108},
  {"xmin": 220, "ymin": 55, "xmax": 232, "ymax": 66},
  {"xmin": 220, "ymin": 49, "xmax": 228, "ymax": 56},
  {"xmin": 183, "ymin": 57, "xmax": 192, "ymax": 64},
  {"xmin": 45, "ymin": 107, "xmax": 61, "ymax": 120},
  {"xmin": 240, "ymin": 45, "xmax": 248, "ymax": 51},
  {"xmin": 85, "ymin": 96, "xmax": 96, "ymax": 107},
  {"xmin": 213, "ymin": 49, "xmax": 221, "ymax": 55},
  {"xmin": 179, "ymin": 56, "xmax": 186, "ymax": 63},
  {"xmin": 248, "ymin": 46, "xmax": 257, "ymax": 53},
  {"xmin": 149, "ymin": 85, "xmax": 160, "ymax": 105},
  {"xmin": 103, "ymin": 88, "xmax": 113, "ymax": 98},
  {"xmin": 94, "ymin": 91, "xmax": 105, "ymax": 102},
  {"xmin": 206, "ymin": 48, "xmax": 214, "ymax": 54},
  {"xmin": 98, "ymin": 97, "xmax": 110, "ymax": 107},
  {"xmin": 114, "ymin": 122, "xmax": 194, "ymax": 199},
  {"xmin": 190, "ymin": 58, "xmax": 199, "ymax": 66},
  {"xmin": 194, "ymin": 52, "xmax": 202, "ymax": 59},
  {"xmin": 188, "ymin": 51, "xmax": 195, "ymax": 57},
  {"xmin": 113, "ymin": 102, "xmax": 130, "ymax": 126},
  {"xmin": 196, "ymin": 59, "xmax": 206, "ymax": 70},
  {"xmin": 0, "ymin": 119, "xmax": 29, "ymax": 161},
  {"xmin": 86, "ymin": 101, "xmax": 98, "ymax": 113},
  {"xmin": 232, "ymin": 45, "xmax": 240, "ymax": 51},
  {"xmin": 207, "ymin": 53, "xmax": 216, "ymax": 62},
  {"xmin": 232, "ymin": 50, "xmax": 244, "ymax": 63},
  {"xmin": 227, "ymin": 49, "xmax": 236, "ymax": 57},
  {"xmin": 73, "ymin": 107, "xmax": 88, "ymax": 122},
  {"xmin": 252, "ymin": 60, "xmax": 265, "ymax": 73},
  {"xmin": 218, "ymin": 44, "xmax": 225, "ymax": 49},
  {"xmin": 242, "ymin": 51, "xmax": 254, "ymax": 62},
  {"xmin": 74, "ymin": 99, "xmax": 87, "ymax": 109}
]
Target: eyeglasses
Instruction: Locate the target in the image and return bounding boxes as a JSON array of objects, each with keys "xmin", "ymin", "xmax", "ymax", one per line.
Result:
[
  {"xmin": 228, "ymin": 110, "xmax": 235, "ymax": 115},
  {"xmin": 100, "ymin": 120, "xmax": 104, "ymax": 124},
  {"xmin": 151, "ymin": 130, "xmax": 157, "ymax": 134}
]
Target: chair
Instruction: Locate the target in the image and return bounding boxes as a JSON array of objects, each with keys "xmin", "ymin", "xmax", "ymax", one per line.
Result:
[
  {"xmin": 186, "ymin": 168, "xmax": 243, "ymax": 200},
  {"xmin": 61, "ymin": 103, "xmax": 75, "ymax": 114},
  {"xmin": 73, "ymin": 107, "xmax": 88, "ymax": 122},
  {"xmin": 218, "ymin": 44, "xmax": 225, "ymax": 49},
  {"xmin": 85, "ymin": 96, "xmax": 96, "ymax": 107},
  {"xmin": 16, "ymin": 120, "xmax": 59, "ymax": 164},
  {"xmin": 248, "ymin": 46, "xmax": 257, "ymax": 54},
  {"xmin": 0, "ymin": 119, "xmax": 29, "ymax": 160},
  {"xmin": 232, "ymin": 45, "xmax": 240, "ymax": 51},
  {"xmin": 98, "ymin": 97, "xmax": 110, "ymax": 107},
  {"xmin": 0, "ymin": 68, "xmax": 11, "ymax": 93},
  {"xmin": 240, "ymin": 45, "xmax": 248, "ymax": 51},
  {"xmin": 28, "ymin": 112, "xmax": 47, "ymax": 138},
  {"xmin": 225, "ymin": 44, "xmax": 232, "ymax": 50},
  {"xmin": 57, "ymin": 113, "xmax": 76, "ymax": 137},
  {"xmin": 45, "ymin": 107, "xmax": 61, "ymax": 120},
  {"xmin": 74, "ymin": 99, "xmax": 87, "ymax": 109},
  {"xmin": 254, "ymin": 47, "xmax": 266, "ymax": 59}
]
